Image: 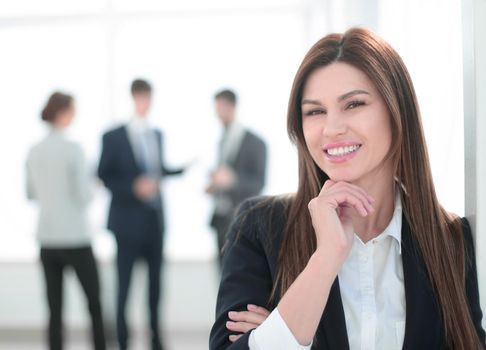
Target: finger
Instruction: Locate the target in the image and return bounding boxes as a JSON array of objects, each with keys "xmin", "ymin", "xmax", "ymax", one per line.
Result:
[
  {"xmin": 319, "ymin": 179, "xmax": 336, "ymax": 195},
  {"xmin": 310, "ymin": 186, "xmax": 373, "ymax": 218},
  {"xmin": 339, "ymin": 191, "xmax": 370, "ymax": 217},
  {"xmin": 229, "ymin": 334, "xmax": 243, "ymax": 343},
  {"xmin": 339, "ymin": 181, "xmax": 375, "ymax": 204},
  {"xmin": 327, "ymin": 185, "xmax": 374, "ymax": 214},
  {"xmin": 226, "ymin": 321, "xmax": 258, "ymax": 333},
  {"xmin": 346, "ymin": 186, "xmax": 374, "ymax": 213},
  {"xmin": 330, "ymin": 190, "xmax": 370, "ymax": 217},
  {"xmin": 247, "ymin": 304, "xmax": 270, "ymax": 317},
  {"xmin": 326, "ymin": 181, "xmax": 374, "ymax": 205},
  {"xmin": 228, "ymin": 311, "xmax": 267, "ymax": 325},
  {"xmin": 337, "ymin": 203, "xmax": 352, "ymax": 218},
  {"xmin": 340, "ymin": 182, "xmax": 375, "ymax": 204}
]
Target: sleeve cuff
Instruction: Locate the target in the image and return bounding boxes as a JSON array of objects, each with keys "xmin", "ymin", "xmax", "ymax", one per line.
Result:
[{"xmin": 248, "ymin": 308, "xmax": 313, "ymax": 350}]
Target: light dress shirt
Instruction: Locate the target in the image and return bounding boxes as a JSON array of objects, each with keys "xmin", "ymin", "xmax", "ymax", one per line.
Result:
[
  {"xmin": 126, "ymin": 116, "xmax": 163, "ymax": 207},
  {"xmin": 249, "ymin": 192, "xmax": 405, "ymax": 350},
  {"xmin": 214, "ymin": 121, "xmax": 246, "ymax": 215},
  {"xmin": 126, "ymin": 116, "xmax": 161, "ymax": 177},
  {"xmin": 218, "ymin": 121, "xmax": 246, "ymax": 166}
]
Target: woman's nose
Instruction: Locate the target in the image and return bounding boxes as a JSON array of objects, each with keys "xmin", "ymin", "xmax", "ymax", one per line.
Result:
[{"xmin": 322, "ymin": 112, "xmax": 346, "ymax": 137}]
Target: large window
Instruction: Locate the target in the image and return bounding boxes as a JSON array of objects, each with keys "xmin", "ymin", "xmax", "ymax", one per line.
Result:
[
  {"xmin": 0, "ymin": 0, "xmax": 464, "ymax": 261},
  {"xmin": 0, "ymin": 1, "xmax": 305, "ymax": 261}
]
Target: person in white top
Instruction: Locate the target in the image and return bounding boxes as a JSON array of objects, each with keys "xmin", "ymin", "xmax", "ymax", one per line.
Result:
[
  {"xmin": 26, "ymin": 92, "xmax": 106, "ymax": 350},
  {"xmin": 209, "ymin": 28, "xmax": 485, "ymax": 350}
]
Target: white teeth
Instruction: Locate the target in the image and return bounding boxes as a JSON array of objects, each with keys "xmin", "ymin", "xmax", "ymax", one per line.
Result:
[{"xmin": 327, "ymin": 144, "xmax": 360, "ymax": 156}]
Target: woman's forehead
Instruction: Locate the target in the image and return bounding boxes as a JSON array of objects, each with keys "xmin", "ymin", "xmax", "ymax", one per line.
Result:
[{"xmin": 302, "ymin": 62, "xmax": 376, "ymax": 102}]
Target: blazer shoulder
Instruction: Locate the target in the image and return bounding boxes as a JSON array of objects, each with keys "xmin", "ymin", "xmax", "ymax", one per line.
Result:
[
  {"xmin": 243, "ymin": 129, "xmax": 265, "ymax": 147},
  {"xmin": 460, "ymin": 217, "xmax": 473, "ymax": 240},
  {"xmin": 26, "ymin": 141, "xmax": 42, "ymax": 160},
  {"xmin": 229, "ymin": 195, "xmax": 289, "ymax": 248},
  {"xmin": 103, "ymin": 125, "xmax": 126, "ymax": 140},
  {"xmin": 460, "ymin": 217, "xmax": 477, "ymax": 267}
]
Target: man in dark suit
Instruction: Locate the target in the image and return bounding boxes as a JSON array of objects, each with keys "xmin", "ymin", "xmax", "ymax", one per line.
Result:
[
  {"xmin": 98, "ymin": 79, "xmax": 184, "ymax": 350},
  {"xmin": 206, "ymin": 89, "xmax": 267, "ymax": 267}
]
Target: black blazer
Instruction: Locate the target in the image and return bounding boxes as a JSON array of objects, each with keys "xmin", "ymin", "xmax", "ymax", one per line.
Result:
[
  {"xmin": 97, "ymin": 125, "xmax": 183, "ymax": 235},
  {"xmin": 209, "ymin": 197, "xmax": 486, "ymax": 349},
  {"xmin": 211, "ymin": 130, "xmax": 267, "ymax": 225}
]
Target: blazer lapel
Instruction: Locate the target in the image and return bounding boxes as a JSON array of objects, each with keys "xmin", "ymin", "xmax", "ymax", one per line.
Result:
[
  {"xmin": 317, "ymin": 277, "xmax": 350, "ymax": 350},
  {"xmin": 401, "ymin": 215, "xmax": 443, "ymax": 349}
]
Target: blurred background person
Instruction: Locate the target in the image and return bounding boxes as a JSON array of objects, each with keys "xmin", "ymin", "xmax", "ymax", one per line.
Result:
[
  {"xmin": 97, "ymin": 79, "xmax": 185, "ymax": 350},
  {"xmin": 26, "ymin": 92, "xmax": 106, "ymax": 350},
  {"xmin": 206, "ymin": 89, "xmax": 267, "ymax": 267}
]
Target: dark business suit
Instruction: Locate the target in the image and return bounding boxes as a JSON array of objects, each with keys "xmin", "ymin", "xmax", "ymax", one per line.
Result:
[
  {"xmin": 209, "ymin": 197, "xmax": 486, "ymax": 349},
  {"xmin": 210, "ymin": 130, "xmax": 267, "ymax": 265},
  {"xmin": 98, "ymin": 125, "xmax": 183, "ymax": 350}
]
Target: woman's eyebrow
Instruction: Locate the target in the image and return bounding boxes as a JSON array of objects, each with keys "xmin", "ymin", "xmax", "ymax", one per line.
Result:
[
  {"xmin": 301, "ymin": 98, "xmax": 322, "ymax": 106},
  {"xmin": 338, "ymin": 89, "xmax": 370, "ymax": 101},
  {"xmin": 302, "ymin": 90, "xmax": 369, "ymax": 106}
]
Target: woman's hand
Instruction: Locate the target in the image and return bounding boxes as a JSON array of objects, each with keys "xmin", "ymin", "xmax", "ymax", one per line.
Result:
[
  {"xmin": 308, "ymin": 179, "xmax": 374, "ymax": 265},
  {"xmin": 226, "ymin": 304, "xmax": 270, "ymax": 342}
]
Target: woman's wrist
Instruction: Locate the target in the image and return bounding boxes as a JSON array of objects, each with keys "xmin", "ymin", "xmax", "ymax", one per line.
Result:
[
  {"xmin": 311, "ymin": 246, "xmax": 346, "ymax": 276},
  {"xmin": 307, "ymin": 248, "xmax": 342, "ymax": 281}
]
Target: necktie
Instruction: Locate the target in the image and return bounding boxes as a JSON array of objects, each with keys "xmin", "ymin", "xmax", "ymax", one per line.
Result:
[
  {"xmin": 218, "ymin": 129, "xmax": 229, "ymax": 166},
  {"xmin": 137, "ymin": 128, "xmax": 161, "ymax": 209},
  {"xmin": 139, "ymin": 129, "xmax": 155, "ymax": 175}
]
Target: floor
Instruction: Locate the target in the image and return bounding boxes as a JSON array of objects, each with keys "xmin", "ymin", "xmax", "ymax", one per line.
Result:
[
  {"xmin": 0, "ymin": 260, "xmax": 219, "ymax": 350},
  {"xmin": 0, "ymin": 329, "xmax": 208, "ymax": 350}
]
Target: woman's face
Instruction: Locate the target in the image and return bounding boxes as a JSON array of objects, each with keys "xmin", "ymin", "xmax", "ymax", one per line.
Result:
[
  {"xmin": 301, "ymin": 62, "xmax": 393, "ymax": 184},
  {"xmin": 56, "ymin": 102, "xmax": 76, "ymax": 128}
]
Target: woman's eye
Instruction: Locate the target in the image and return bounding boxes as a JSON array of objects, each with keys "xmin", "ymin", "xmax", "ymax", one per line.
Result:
[
  {"xmin": 304, "ymin": 109, "xmax": 325, "ymax": 116},
  {"xmin": 346, "ymin": 100, "xmax": 365, "ymax": 110}
]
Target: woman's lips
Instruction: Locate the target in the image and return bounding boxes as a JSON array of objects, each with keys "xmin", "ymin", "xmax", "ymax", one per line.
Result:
[{"xmin": 323, "ymin": 143, "xmax": 362, "ymax": 164}]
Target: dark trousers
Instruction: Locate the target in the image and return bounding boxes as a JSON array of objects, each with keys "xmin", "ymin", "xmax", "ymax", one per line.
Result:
[
  {"xmin": 114, "ymin": 210, "xmax": 164, "ymax": 350},
  {"xmin": 40, "ymin": 246, "xmax": 106, "ymax": 350}
]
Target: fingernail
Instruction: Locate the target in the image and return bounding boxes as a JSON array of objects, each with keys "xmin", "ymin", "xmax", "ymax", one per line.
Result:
[
  {"xmin": 247, "ymin": 304, "xmax": 256, "ymax": 310},
  {"xmin": 228, "ymin": 311, "xmax": 236, "ymax": 317},
  {"xmin": 226, "ymin": 321, "xmax": 234, "ymax": 328}
]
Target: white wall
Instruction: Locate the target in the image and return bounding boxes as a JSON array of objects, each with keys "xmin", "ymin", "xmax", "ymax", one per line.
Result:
[
  {"xmin": 463, "ymin": 0, "xmax": 486, "ymax": 330},
  {"xmin": 0, "ymin": 0, "xmax": 305, "ymax": 262},
  {"xmin": 0, "ymin": 0, "xmax": 467, "ymax": 263}
]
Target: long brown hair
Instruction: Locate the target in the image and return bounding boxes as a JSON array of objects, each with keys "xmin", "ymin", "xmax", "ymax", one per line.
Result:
[{"xmin": 274, "ymin": 27, "xmax": 481, "ymax": 349}]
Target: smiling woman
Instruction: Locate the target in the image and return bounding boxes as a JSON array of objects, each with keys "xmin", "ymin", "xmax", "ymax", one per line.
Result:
[{"xmin": 209, "ymin": 28, "xmax": 486, "ymax": 350}]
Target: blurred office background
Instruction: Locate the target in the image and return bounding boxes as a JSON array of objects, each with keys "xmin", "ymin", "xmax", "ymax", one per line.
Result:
[{"xmin": 0, "ymin": 0, "xmax": 484, "ymax": 349}]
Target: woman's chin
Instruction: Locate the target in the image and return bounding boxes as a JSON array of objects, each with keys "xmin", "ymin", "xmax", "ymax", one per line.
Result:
[{"xmin": 326, "ymin": 171, "xmax": 360, "ymax": 183}]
